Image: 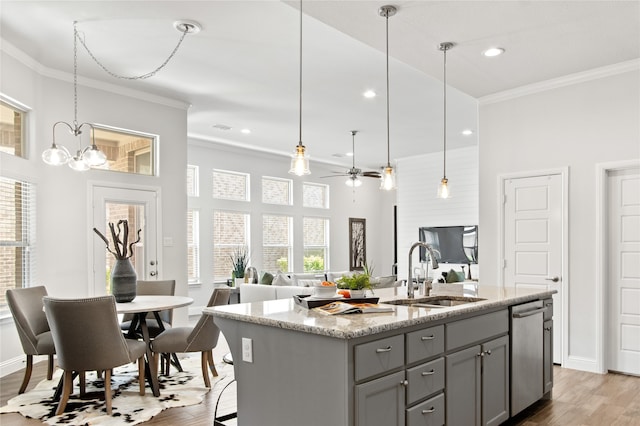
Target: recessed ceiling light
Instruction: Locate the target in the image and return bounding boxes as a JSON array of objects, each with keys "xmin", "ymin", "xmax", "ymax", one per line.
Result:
[
  {"xmin": 483, "ymin": 47, "xmax": 505, "ymax": 57},
  {"xmin": 241, "ymin": 128, "xmax": 251, "ymax": 134},
  {"xmin": 462, "ymin": 129, "xmax": 474, "ymax": 136},
  {"xmin": 363, "ymin": 90, "xmax": 376, "ymax": 98}
]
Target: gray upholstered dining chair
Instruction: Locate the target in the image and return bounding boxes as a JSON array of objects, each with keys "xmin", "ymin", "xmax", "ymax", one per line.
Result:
[
  {"xmin": 151, "ymin": 288, "xmax": 230, "ymax": 387},
  {"xmin": 43, "ymin": 295, "xmax": 147, "ymax": 415},
  {"xmin": 120, "ymin": 279, "xmax": 176, "ymax": 336},
  {"xmin": 6, "ymin": 286, "xmax": 56, "ymax": 394}
]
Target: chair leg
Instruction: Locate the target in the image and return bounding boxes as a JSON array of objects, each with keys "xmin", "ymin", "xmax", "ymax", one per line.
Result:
[
  {"xmin": 200, "ymin": 352, "xmax": 211, "ymax": 388},
  {"xmin": 138, "ymin": 357, "xmax": 145, "ymax": 396},
  {"xmin": 163, "ymin": 353, "xmax": 171, "ymax": 375},
  {"xmin": 79, "ymin": 371, "xmax": 86, "ymax": 397},
  {"xmin": 47, "ymin": 354, "xmax": 54, "ymax": 380},
  {"xmin": 55, "ymin": 370, "xmax": 74, "ymax": 415},
  {"xmin": 104, "ymin": 369, "xmax": 113, "ymax": 415},
  {"xmin": 18, "ymin": 354, "xmax": 33, "ymax": 394},
  {"xmin": 207, "ymin": 350, "xmax": 218, "ymax": 377}
]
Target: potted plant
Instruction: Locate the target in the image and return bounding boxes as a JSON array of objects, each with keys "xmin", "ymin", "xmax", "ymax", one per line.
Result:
[
  {"xmin": 336, "ymin": 263, "xmax": 374, "ymax": 298},
  {"xmin": 229, "ymin": 246, "xmax": 249, "ymax": 286},
  {"xmin": 93, "ymin": 220, "xmax": 141, "ymax": 302}
]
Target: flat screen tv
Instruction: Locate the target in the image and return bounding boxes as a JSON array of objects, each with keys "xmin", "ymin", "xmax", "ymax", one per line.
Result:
[{"xmin": 419, "ymin": 225, "xmax": 478, "ymax": 264}]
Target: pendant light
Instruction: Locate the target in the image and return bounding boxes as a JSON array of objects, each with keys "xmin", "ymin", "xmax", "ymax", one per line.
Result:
[
  {"xmin": 289, "ymin": 0, "xmax": 311, "ymax": 176},
  {"xmin": 437, "ymin": 42, "xmax": 454, "ymax": 199},
  {"xmin": 379, "ymin": 5, "xmax": 397, "ymax": 191},
  {"xmin": 42, "ymin": 20, "xmax": 198, "ymax": 171}
]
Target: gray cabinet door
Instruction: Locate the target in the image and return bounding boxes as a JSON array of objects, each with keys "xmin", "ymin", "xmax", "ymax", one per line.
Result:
[
  {"xmin": 481, "ymin": 335, "xmax": 510, "ymax": 426},
  {"xmin": 544, "ymin": 319, "xmax": 553, "ymax": 394},
  {"xmin": 355, "ymin": 370, "xmax": 405, "ymax": 426},
  {"xmin": 446, "ymin": 345, "xmax": 481, "ymax": 426}
]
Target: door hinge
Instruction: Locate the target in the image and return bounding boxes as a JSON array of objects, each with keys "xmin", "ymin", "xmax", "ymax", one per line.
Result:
[
  {"xmin": 502, "ymin": 259, "xmax": 507, "ymax": 268},
  {"xmin": 503, "ymin": 194, "xmax": 507, "ymax": 204}
]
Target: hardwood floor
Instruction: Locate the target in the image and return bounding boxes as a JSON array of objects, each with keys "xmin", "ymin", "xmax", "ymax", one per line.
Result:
[{"xmin": 2, "ymin": 347, "xmax": 639, "ymax": 425}]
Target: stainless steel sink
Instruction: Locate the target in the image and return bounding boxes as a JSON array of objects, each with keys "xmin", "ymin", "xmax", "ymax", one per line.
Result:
[{"xmin": 382, "ymin": 296, "xmax": 486, "ymax": 308}]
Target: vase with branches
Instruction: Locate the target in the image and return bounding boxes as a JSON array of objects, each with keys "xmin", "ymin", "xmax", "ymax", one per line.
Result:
[{"xmin": 93, "ymin": 220, "xmax": 142, "ymax": 302}]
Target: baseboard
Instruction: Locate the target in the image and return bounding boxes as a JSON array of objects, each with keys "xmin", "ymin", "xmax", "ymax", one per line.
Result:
[
  {"xmin": 564, "ymin": 355, "xmax": 601, "ymax": 373},
  {"xmin": 0, "ymin": 355, "xmax": 26, "ymax": 378}
]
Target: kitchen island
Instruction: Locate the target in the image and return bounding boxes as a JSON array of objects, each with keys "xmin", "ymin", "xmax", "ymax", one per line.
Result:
[{"xmin": 204, "ymin": 285, "xmax": 555, "ymax": 426}]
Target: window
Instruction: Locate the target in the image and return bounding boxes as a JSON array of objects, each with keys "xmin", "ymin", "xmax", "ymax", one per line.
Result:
[
  {"xmin": 187, "ymin": 209, "xmax": 200, "ymax": 283},
  {"xmin": 213, "ymin": 169, "xmax": 249, "ymax": 201},
  {"xmin": 0, "ymin": 176, "xmax": 36, "ymax": 314},
  {"xmin": 262, "ymin": 176, "xmax": 292, "ymax": 205},
  {"xmin": 92, "ymin": 126, "xmax": 156, "ymax": 175},
  {"xmin": 263, "ymin": 215, "xmax": 292, "ymax": 273},
  {"xmin": 187, "ymin": 165, "xmax": 199, "ymax": 197},
  {"xmin": 213, "ymin": 210, "xmax": 250, "ymax": 281},
  {"xmin": 0, "ymin": 98, "xmax": 26, "ymax": 158},
  {"xmin": 303, "ymin": 183, "xmax": 329, "ymax": 209},
  {"xmin": 303, "ymin": 217, "xmax": 329, "ymax": 272}
]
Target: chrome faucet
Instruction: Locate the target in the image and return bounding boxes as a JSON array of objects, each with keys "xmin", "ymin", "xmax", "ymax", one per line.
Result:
[{"xmin": 407, "ymin": 242, "xmax": 439, "ymax": 298}]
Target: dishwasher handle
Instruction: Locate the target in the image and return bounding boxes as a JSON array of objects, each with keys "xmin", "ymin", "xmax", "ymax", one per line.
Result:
[{"xmin": 512, "ymin": 307, "xmax": 546, "ymax": 318}]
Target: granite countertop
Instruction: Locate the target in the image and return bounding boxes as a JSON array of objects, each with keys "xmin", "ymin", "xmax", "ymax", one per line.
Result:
[{"xmin": 204, "ymin": 285, "xmax": 556, "ymax": 340}]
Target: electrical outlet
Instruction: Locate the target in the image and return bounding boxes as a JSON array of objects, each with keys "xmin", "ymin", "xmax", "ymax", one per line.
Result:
[{"xmin": 242, "ymin": 337, "xmax": 253, "ymax": 363}]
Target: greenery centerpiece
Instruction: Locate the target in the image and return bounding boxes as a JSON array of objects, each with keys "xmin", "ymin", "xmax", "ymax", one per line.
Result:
[
  {"xmin": 336, "ymin": 263, "xmax": 374, "ymax": 296},
  {"xmin": 93, "ymin": 220, "xmax": 141, "ymax": 302}
]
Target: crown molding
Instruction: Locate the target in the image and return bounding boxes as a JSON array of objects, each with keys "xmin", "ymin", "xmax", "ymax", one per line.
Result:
[
  {"xmin": 1, "ymin": 38, "xmax": 190, "ymax": 110},
  {"xmin": 479, "ymin": 59, "xmax": 640, "ymax": 105}
]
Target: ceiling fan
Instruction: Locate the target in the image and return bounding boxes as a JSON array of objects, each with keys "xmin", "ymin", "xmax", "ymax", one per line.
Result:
[{"xmin": 321, "ymin": 131, "xmax": 381, "ymax": 187}]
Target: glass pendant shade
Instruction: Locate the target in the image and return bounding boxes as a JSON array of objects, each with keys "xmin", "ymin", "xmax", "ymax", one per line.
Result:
[
  {"xmin": 42, "ymin": 143, "xmax": 71, "ymax": 166},
  {"xmin": 289, "ymin": 144, "xmax": 310, "ymax": 176},
  {"xmin": 82, "ymin": 145, "xmax": 108, "ymax": 166},
  {"xmin": 68, "ymin": 151, "xmax": 90, "ymax": 171},
  {"xmin": 345, "ymin": 176, "xmax": 362, "ymax": 187},
  {"xmin": 437, "ymin": 177, "xmax": 450, "ymax": 199},
  {"xmin": 380, "ymin": 166, "xmax": 396, "ymax": 191}
]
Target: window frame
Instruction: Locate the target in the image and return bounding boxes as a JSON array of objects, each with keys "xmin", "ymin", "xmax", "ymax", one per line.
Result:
[
  {"xmin": 187, "ymin": 164, "xmax": 199, "ymax": 197},
  {"xmin": 261, "ymin": 176, "xmax": 293, "ymax": 206},
  {"xmin": 0, "ymin": 94, "xmax": 29, "ymax": 159},
  {"xmin": 303, "ymin": 216, "xmax": 330, "ymax": 273},
  {"xmin": 187, "ymin": 208, "xmax": 200, "ymax": 284},
  {"xmin": 303, "ymin": 182, "xmax": 330, "ymax": 209},
  {"xmin": 262, "ymin": 214, "xmax": 293, "ymax": 274},
  {"xmin": 91, "ymin": 124, "xmax": 158, "ymax": 176},
  {"xmin": 212, "ymin": 209, "xmax": 251, "ymax": 282},
  {"xmin": 212, "ymin": 169, "xmax": 250, "ymax": 202}
]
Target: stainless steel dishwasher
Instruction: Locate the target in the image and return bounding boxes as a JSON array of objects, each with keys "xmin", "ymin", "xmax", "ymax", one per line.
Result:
[{"xmin": 510, "ymin": 300, "xmax": 545, "ymax": 416}]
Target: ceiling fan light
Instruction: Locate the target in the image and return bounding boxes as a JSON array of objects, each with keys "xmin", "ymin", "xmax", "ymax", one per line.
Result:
[
  {"xmin": 437, "ymin": 177, "xmax": 450, "ymax": 199},
  {"xmin": 380, "ymin": 166, "xmax": 396, "ymax": 191},
  {"xmin": 346, "ymin": 176, "xmax": 362, "ymax": 187},
  {"xmin": 289, "ymin": 144, "xmax": 310, "ymax": 176}
]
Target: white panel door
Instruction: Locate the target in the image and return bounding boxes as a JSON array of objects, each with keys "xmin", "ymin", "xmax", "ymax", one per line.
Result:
[
  {"xmin": 504, "ymin": 174, "xmax": 563, "ymax": 363},
  {"xmin": 92, "ymin": 186, "xmax": 159, "ymax": 296},
  {"xmin": 607, "ymin": 168, "xmax": 640, "ymax": 375}
]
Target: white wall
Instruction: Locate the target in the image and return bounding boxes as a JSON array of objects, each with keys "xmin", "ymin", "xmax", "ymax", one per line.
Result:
[
  {"xmin": 396, "ymin": 146, "xmax": 479, "ymax": 282},
  {"xmin": 0, "ymin": 47, "xmax": 188, "ymax": 376},
  {"xmin": 479, "ymin": 68, "xmax": 640, "ymax": 372},
  {"xmin": 186, "ymin": 140, "xmax": 396, "ymax": 311}
]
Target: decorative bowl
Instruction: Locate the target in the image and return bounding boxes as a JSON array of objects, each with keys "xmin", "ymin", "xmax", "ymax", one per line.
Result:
[{"xmin": 314, "ymin": 285, "xmax": 337, "ymax": 298}]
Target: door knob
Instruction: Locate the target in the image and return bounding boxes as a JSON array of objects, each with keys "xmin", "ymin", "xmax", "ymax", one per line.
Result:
[
  {"xmin": 545, "ymin": 276, "xmax": 560, "ymax": 282},
  {"xmin": 150, "ymin": 271, "xmax": 157, "ymax": 277},
  {"xmin": 150, "ymin": 260, "xmax": 156, "ymax": 266}
]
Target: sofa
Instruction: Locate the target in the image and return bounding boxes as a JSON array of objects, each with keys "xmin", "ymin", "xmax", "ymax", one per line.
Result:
[{"xmin": 239, "ymin": 271, "xmax": 399, "ymax": 303}]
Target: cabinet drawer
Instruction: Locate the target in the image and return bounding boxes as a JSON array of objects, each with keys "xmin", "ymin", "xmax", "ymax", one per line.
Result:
[
  {"xmin": 406, "ymin": 392, "xmax": 445, "ymax": 426},
  {"xmin": 406, "ymin": 357, "xmax": 445, "ymax": 405},
  {"xmin": 406, "ymin": 325, "xmax": 444, "ymax": 364},
  {"xmin": 446, "ymin": 309, "xmax": 508, "ymax": 351},
  {"xmin": 355, "ymin": 334, "xmax": 404, "ymax": 382}
]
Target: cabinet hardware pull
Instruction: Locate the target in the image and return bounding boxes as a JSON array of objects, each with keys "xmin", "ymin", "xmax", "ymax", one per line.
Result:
[
  {"xmin": 421, "ymin": 335, "xmax": 435, "ymax": 341},
  {"xmin": 544, "ymin": 327, "xmax": 552, "ymax": 331},
  {"xmin": 485, "ymin": 350, "xmax": 492, "ymax": 356},
  {"xmin": 376, "ymin": 346, "xmax": 392, "ymax": 353},
  {"xmin": 400, "ymin": 380, "xmax": 408, "ymax": 386},
  {"xmin": 476, "ymin": 352, "xmax": 484, "ymax": 357},
  {"xmin": 512, "ymin": 307, "xmax": 546, "ymax": 318},
  {"xmin": 421, "ymin": 369, "xmax": 435, "ymax": 376},
  {"xmin": 545, "ymin": 303, "xmax": 553, "ymax": 307},
  {"xmin": 421, "ymin": 407, "xmax": 436, "ymax": 414}
]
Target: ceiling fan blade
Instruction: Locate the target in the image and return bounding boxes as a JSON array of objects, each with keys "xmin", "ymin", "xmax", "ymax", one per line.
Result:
[
  {"xmin": 319, "ymin": 174, "xmax": 348, "ymax": 178},
  {"xmin": 362, "ymin": 171, "xmax": 382, "ymax": 178}
]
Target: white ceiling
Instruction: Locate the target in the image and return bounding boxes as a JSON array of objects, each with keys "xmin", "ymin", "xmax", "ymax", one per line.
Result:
[{"xmin": 1, "ymin": 1, "xmax": 638, "ymax": 170}]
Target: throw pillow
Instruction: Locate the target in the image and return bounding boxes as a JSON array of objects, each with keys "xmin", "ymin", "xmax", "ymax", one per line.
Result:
[
  {"xmin": 272, "ymin": 273, "xmax": 292, "ymax": 286},
  {"xmin": 259, "ymin": 271, "xmax": 274, "ymax": 285}
]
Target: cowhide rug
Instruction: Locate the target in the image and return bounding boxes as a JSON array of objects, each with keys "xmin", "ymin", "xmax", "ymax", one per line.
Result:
[{"xmin": 0, "ymin": 356, "xmax": 233, "ymax": 425}]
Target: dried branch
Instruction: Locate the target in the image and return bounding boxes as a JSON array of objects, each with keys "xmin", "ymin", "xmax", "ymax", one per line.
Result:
[
  {"xmin": 95, "ymin": 220, "xmax": 141, "ymax": 260},
  {"xmin": 127, "ymin": 229, "xmax": 142, "ymax": 259},
  {"xmin": 109, "ymin": 222, "xmax": 123, "ymax": 258},
  {"xmin": 93, "ymin": 227, "xmax": 118, "ymax": 258}
]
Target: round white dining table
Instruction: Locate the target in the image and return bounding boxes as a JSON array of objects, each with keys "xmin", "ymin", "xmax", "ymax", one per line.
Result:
[{"xmin": 116, "ymin": 295, "xmax": 193, "ymax": 396}]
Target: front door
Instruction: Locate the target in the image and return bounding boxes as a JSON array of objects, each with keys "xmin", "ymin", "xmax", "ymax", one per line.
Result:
[
  {"xmin": 503, "ymin": 173, "xmax": 564, "ymax": 364},
  {"xmin": 91, "ymin": 185, "xmax": 159, "ymax": 296},
  {"xmin": 607, "ymin": 167, "xmax": 640, "ymax": 375}
]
